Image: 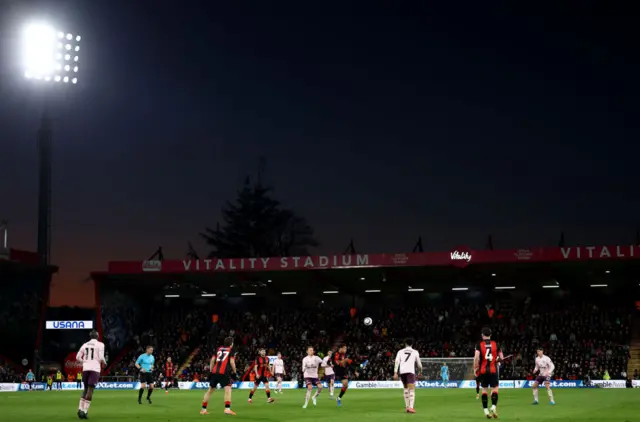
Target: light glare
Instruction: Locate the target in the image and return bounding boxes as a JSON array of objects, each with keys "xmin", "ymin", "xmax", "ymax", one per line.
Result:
[
  {"xmin": 65, "ymin": 44, "xmax": 71, "ymax": 50},
  {"xmin": 23, "ymin": 23, "xmax": 57, "ymax": 78}
]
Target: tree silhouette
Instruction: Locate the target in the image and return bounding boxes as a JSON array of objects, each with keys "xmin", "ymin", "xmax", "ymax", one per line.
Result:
[{"xmin": 200, "ymin": 177, "xmax": 318, "ymax": 258}]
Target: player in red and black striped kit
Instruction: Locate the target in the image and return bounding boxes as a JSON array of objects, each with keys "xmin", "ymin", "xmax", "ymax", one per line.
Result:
[
  {"xmin": 332, "ymin": 344, "xmax": 359, "ymax": 407},
  {"xmin": 248, "ymin": 348, "xmax": 275, "ymax": 403},
  {"xmin": 164, "ymin": 357, "xmax": 173, "ymax": 393},
  {"xmin": 474, "ymin": 327, "xmax": 504, "ymax": 419},
  {"xmin": 200, "ymin": 337, "xmax": 237, "ymax": 416}
]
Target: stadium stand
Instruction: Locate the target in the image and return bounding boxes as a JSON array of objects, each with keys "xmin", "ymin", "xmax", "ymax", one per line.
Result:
[{"xmin": 0, "ymin": 255, "xmax": 55, "ymax": 382}]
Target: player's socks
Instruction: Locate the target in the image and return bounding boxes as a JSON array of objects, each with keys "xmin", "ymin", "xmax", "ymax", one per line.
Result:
[
  {"xmin": 225, "ymin": 401, "xmax": 231, "ymax": 409},
  {"xmin": 78, "ymin": 398, "xmax": 86, "ymax": 411},
  {"xmin": 304, "ymin": 390, "xmax": 311, "ymax": 405},
  {"xmin": 491, "ymin": 392, "xmax": 498, "ymax": 407},
  {"xmin": 265, "ymin": 390, "xmax": 271, "ymax": 399},
  {"xmin": 481, "ymin": 392, "xmax": 488, "ymax": 409},
  {"xmin": 138, "ymin": 388, "xmax": 144, "ymax": 402},
  {"xmin": 408, "ymin": 389, "xmax": 415, "ymax": 409},
  {"xmin": 83, "ymin": 399, "xmax": 91, "ymax": 414},
  {"xmin": 329, "ymin": 384, "xmax": 334, "ymax": 396},
  {"xmin": 202, "ymin": 401, "xmax": 208, "ymax": 410},
  {"xmin": 249, "ymin": 391, "xmax": 254, "ymax": 399},
  {"xmin": 338, "ymin": 387, "xmax": 347, "ymax": 398},
  {"xmin": 403, "ymin": 388, "xmax": 409, "ymax": 408},
  {"xmin": 547, "ymin": 388, "xmax": 554, "ymax": 403},
  {"xmin": 147, "ymin": 388, "xmax": 153, "ymax": 400},
  {"xmin": 532, "ymin": 388, "xmax": 539, "ymax": 403}
]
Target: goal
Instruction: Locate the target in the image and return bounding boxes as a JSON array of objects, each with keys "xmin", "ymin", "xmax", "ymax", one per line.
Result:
[{"xmin": 420, "ymin": 357, "xmax": 475, "ymax": 382}]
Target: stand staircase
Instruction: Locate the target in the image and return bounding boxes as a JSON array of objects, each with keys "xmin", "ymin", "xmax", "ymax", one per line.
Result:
[
  {"xmin": 627, "ymin": 309, "xmax": 640, "ymax": 377},
  {"xmin": 177, "ymin": 347, "xmax": 201, "ymax": 377}
]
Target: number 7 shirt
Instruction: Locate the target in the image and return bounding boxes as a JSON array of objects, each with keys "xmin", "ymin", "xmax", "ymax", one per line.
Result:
[{"xmin": 394, "ymin": 346, "xmax": 421, "ymax": 375}]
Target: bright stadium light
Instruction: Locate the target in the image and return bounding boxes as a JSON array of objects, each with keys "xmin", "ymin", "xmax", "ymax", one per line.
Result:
[{"xmin": 22, "ymin": 22, "xmax": 82, "ymax": 84}]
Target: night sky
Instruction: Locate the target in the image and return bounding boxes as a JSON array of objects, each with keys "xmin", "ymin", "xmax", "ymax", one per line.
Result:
[{"xmin": 0, "ymin": 1, "xmax": 638, "ymax": 307}]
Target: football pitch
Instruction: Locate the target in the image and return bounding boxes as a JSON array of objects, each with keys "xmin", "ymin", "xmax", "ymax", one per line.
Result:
[{"xmin": 0, "ymin": 388, "xmax": 637, "ymax": 421}]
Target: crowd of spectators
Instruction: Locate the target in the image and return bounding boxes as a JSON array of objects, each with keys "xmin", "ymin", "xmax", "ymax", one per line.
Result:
[{"xmin": 98, "ymin": 291, "xmax": 633, "ymax": 384}]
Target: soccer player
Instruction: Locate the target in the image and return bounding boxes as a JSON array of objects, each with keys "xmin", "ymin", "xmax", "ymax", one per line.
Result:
[
  {"xmin": 135, "ymin": 345, "xmax": 156, "ymax": 404},
  {"xmin": 164, "ymin": 357, "xmax": 174, "ymax": 393},
  {"xmin": 393, "ymin": 337, "xmax": 422, "ymax": 414},
  {"xmin": 200, "ymin": 337, "xmax": 237, "ymax": 416},
  {"xmin": 532, "ymin": 347, "xmax": 556, "ymax": 405},
  {"xmin": 75, "ymin": 329, "xmax": 107, "ymax": 420},
  {"xmin": 25, "ymin": 369, "xmax": 35, "ymax": 391},
  {"xmin": 321, "ymin": 350, "xmax": 335, "ymax": 398},
  {"xmin": 248, "ymin": 348, "xmax": 274, "ymax": 403},
  {"xmin": 76, "ymin": 371, "xmax": 82, "ymax": 390},
  {"xmin": 474, "ymin": 327, "xmax": 503, "ymax": 419},
  {"xmin": 301, "ymin": 346, "xmax": 324, "ymax": 408},
  {"xmin": 441, "ymin": 362, "xmax": 449, "ymax": 387},
  {"xmin": 333, "ymin": 344, "xmax": 358, "ymax": 407},
  {"xmin": 271, "ymin": 352, "xmax": 285, "ymax": 394}
]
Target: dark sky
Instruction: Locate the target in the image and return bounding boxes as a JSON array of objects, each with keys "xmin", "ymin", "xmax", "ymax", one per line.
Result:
[{"xmin": 0, "ymin": 1, "xmax": 638, "ymax": 307}]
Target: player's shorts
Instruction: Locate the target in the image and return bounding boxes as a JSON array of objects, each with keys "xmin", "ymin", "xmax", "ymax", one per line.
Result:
[
  {"xmin": 139, "ymin": 371, "xmax": 154, "ymax": 385},
  {"xmin": 323, "ymin": 373, "xmax": 335, "ymax": 382},
  {"xmin": 305, "ymin": 377, "xmax": 319, "ymax": 387},
  {"xmin": 400, "ymin": 373, "xmax": 416, "ymax": 387},
  {"xmin": 478, "ymin": 373, "xmax": 499, "ymax": 388},
  {"xmin": 334, "ymin": 369, "xmax": 348, "ymax": 380},
  {"xmin": 534, "ymin": 376, "xmax": 550, "ymax": 385},
  {"xmin": 442, "ymin": 377, "xmax": 449, "ymax": 383},
  {"xmin": 208, "ymin": 373, "xmax": 232, "ymax": 389},
  {"xmin": 275, "ymin": 373, "xmax": 283, "ymax": 378},
  {"xmin": 253, "ymin": 375, "xmax": 269, "ymax": 386},
  {"xmin": 82, "ymin": 371, "xmax": 100, "ymax": 387}
]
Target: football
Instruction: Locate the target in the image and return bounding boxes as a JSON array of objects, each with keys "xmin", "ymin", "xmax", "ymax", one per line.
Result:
[{"xmin": 364, "ymin": 317, "xmax": 372, "ymax": 326}]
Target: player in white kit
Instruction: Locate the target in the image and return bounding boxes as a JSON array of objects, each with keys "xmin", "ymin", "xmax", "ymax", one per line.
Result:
[
  {"xmin": 393, "ymin": 338, "xmax": 422, "ymax": 414},
  {"xmin": 301, "ymin": 346, "xmax": 324, "ymax": 409},
  {"xmin": 532, "ymin": 347, "xmax": 556, "ymax": 405},
  {"xmin": 321, "ymin": 351, "xmax": 335, "ymax": 398},
  {"xmin": 75, "ymin": 330, "xmax": 107, "ymax": 419},
  {"xmin": 270, "ymin": 352, "xmax": 286, "ymax": 394}
]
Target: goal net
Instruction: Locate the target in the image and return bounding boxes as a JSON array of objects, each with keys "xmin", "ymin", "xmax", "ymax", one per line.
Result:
[{"xmin": 420, "ymin": 357, "xmax": 475, "ymax": 382}]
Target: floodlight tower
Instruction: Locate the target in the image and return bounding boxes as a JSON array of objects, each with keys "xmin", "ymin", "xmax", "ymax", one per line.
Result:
[{"xmin": 22, "ymin": 23, "xmax": 81, "ymax": 265}]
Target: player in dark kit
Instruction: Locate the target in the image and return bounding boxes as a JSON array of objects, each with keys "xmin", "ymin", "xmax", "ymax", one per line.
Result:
[
  {"xmin": 200, "ymin": 337, "xmax": 237, "ymax": 416},
  {"xmin": 332, "ymin": 344, "xmax": 359, "ymax": 407},
  {"xmin": 474, "ymin": 327, "xmax": 504, "ymax": 419},
  {"xmin": 248, "ymin": 348, "xmax": 274, "ymax": 403},
  {"xmin": 164, "ymin": 357, "xmax": 173, "ymax": 393}
]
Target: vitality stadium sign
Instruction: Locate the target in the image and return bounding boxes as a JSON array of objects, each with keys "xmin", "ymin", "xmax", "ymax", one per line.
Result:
[
  {"xmin": 106, "ymin": 244, "xmax": 640, "ymax": 274},
  {"xmin": 46, "ymin": 321, "xmax": 93, "ymax": 330}
]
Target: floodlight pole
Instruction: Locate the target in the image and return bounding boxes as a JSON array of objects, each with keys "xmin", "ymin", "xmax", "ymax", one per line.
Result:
[{"xmin": 37, "ymin": 104, "xmax": 52, "ymax": 266}]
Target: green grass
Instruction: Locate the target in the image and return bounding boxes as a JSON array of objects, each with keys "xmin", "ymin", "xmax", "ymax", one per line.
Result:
[{"xmin": 0, "ymin": 388, "xmax": 637, "ymax": 421}]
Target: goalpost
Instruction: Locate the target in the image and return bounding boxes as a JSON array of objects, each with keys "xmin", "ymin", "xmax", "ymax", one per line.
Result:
[{"xmin": 420, "ymin": 357, "xmax": 475, "ymax": 384}]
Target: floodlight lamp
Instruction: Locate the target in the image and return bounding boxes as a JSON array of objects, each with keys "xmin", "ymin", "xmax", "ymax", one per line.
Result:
[
  {"xmin": 65, "ymin": 44, "xmax": 71, "ymax": 50},
  {"xmin": 65, "ymin": 54, "xmax": 70, "ymax": 60},
  {"xmin": 72, "ymin": 78, "xmax": 77, "ymax": 84},
  {"xmin": 73, "ymin": 56, "xmax": 79, "ymax": 62},
  {"xmin": 58, "ymin": 42, "xmax": 63, "ymax": 49},
  {"xmin": 76, "ymin": 35, "xmax": 81, "ymax": 42},
  {"xmin": 44, "ymin": 76, "xmax": 51, "ymax": 81},
  {"xmin": 54, "ymin": 75, "xmax": 61, "ymax": 82},
  {"xmin": 23, "ymin": 23, "xmax": 57, "ymax": 79},
  {"xmin": 75, "ymin": 46, "xmax": 80, "ymax": 52},
  {"xmin": 63, "ymin": 76, "xmax": 69, "ymax": 83},
  {"xmin": 66, "ymin": 33, "xmax": 72, "ymax": 40},
  {"xmin": 73, "ymin": 66, "xmax": 78, "ymax": 72},
  {"xmin": 64, "ymin": 65, "xmax": 70, "ymax": 71}
]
